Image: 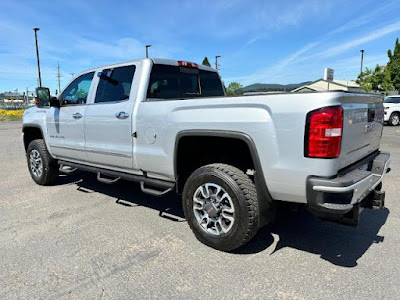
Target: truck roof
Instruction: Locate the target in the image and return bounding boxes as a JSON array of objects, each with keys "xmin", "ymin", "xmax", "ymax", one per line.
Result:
[{"xmin": 79, "ymin": 58, "xmax": 217, "ymax": 75}]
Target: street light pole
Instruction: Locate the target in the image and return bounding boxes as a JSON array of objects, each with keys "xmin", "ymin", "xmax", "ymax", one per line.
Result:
[
  {"xmin": 33, "ymin": 28, "xmax": 42, "ymax": 87},
  {"xmin": 215, "ymin": 55, "xmax": 221, "ymax": 72},
  {"xmin": 360, "ymin": 50, "xmax": 365, "ymax": 77},
  {"xmin": 145, "ymin": 45, "xmax": 151, "ymax": 58}
]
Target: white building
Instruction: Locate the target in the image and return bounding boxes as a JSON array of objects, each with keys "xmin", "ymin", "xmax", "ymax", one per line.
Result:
[{"xmin": 291, "ymin": 79, "xmax": 364, "ymax": 93}]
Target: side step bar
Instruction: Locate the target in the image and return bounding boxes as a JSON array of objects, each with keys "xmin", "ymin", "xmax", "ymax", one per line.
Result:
[
  {"xmin": 59, "ymin": 164, "xmax": 78, "ymax": 174},
  {"xmin": 97, "ymin": 173, "xmax": 121, "ymax": 184},
  {"xmin": 140, "ymin": 182, "xmax": 172, "ymax": 197},
  {"xmin": 58, "ymin": 160, "xmax": 175, "ymax": 196}
]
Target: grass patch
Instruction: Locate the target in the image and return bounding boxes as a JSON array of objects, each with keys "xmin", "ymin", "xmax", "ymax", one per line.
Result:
[{"xmin": 0, "ymin": 109, "xmax": 24, "ymax": 121}]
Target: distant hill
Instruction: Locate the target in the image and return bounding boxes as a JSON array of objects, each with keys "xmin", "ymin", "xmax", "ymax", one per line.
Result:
[{"xmin": 243, "ymin": 81, "xmax": 312, "ymax": 93}]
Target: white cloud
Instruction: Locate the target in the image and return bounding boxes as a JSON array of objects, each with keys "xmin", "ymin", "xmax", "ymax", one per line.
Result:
[
  {"xmin": 229, "ymin": 18, "xmax": 400, "ymax": 85},
  {"xmin": 310, "ymin": 20, "xmax": 400, "ymax": 60}
]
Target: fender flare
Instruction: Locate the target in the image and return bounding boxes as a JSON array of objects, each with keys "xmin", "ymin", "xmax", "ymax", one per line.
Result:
[
  {"xmin": 174, "ymin": 129, "xmax": 275, "ymax": 226},
  {"xmin": 22, "ymin": 124, "xmax": 49, "ymax": 152}
]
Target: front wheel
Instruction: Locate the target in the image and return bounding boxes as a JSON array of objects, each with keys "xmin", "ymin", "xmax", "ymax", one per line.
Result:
[
  {"xmin": 389, "ymin": 112, "xmax": 400, "ymax": 126},
  {"xmin": 26, "ymin": 139, "xmax": 59, "ymax": 185},
  {"xmin": 182, "ymin": 163, "xmax": 259, "ymax": 251}
]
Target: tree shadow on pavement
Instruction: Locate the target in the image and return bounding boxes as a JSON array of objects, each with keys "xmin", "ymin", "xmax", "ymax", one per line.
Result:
[{"xmin": 236, "ymin": 207, "xmax": 389, "ymax": 267}]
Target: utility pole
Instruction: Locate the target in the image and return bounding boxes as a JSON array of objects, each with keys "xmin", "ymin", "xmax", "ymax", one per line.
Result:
[
  {"xmin": 215, "ymin": 55, "xmax": 221, "ymax": 72},
  {"xmin": 33, "ymin": 28, "xmax": 42, "ymax": 87},
  {"xmin": 145, "ymin": 45, "xmax": 151, "ymax": 58},
  {"xmin": 57, "ymin": 62, "xmax": 62, "ymax": 94},
  {"xmin": 360, "ymin": 50, "xmax": 365, "ymax": 78}
]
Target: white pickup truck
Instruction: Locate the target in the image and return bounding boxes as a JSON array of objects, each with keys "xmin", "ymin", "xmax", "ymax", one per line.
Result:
[{"xmin": 23, "ymin": 58, "xmax": 391, "ymax": 251}]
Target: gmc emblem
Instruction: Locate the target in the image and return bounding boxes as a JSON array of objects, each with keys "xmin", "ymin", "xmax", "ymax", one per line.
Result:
[{"xmin": 365, "ymin": 123, "xmax": 375, "ymax": 134}]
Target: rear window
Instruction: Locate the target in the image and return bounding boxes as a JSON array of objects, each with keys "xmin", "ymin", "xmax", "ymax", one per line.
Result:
[
  {"xmin": 384, "ymin": 97, "xmax": 400, "ymax": 104},
  {"xmin": 147, "ymin": 64, "xmax": 224, "ymax": 99}
]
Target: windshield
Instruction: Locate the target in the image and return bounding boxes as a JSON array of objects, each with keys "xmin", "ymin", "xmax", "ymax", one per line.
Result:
[{"xmin": 384, "ymin": 97, "xmax": 400, "ymax": 103}]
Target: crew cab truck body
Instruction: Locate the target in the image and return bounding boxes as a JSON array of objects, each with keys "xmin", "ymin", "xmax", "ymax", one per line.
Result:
[{"xmin": 23, "ymin": 58, "xmax": 390, "ymax": 251}]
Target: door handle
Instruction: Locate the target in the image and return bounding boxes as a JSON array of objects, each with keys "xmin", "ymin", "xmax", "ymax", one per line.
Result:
[
  {"xmin": 72, "ymin": 113, "xmax": 82, "ymax": 119},
  {"xmin": 115, "ymin": 112, "xmax": 130, "ymax": 119}
]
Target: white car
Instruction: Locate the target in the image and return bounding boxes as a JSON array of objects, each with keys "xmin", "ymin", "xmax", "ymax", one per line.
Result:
[{"xmin": 384, "ymin": 96, "xmax": 400, "ymax": 126}]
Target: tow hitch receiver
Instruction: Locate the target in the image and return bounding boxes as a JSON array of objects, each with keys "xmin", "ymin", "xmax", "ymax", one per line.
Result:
[{"xmin": 362, "ymin": 189, "xmax": 386, "ymax": 210}]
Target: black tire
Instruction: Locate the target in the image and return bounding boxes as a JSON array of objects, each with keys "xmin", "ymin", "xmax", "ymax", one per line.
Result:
[
  {"xmin": 182, "ymin": 163, "xmax": 259, "ymax": 251},
  {"xmin": 26, "ymin": 139, "xmax": 59, "ymax": 185},
  {"xmin": 389, "ymin": 112, "xmax": 400, "ymax": 126}
]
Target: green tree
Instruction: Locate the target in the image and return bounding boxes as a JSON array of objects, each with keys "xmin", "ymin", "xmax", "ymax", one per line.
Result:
[
  {"xmin": 356, "ymin": 65, "xmax": 393, "ymax": 94},
  {"xmin": 387, "ymin": 37, "xmax": 400, "ymax": 93},
  {"xmin": 356, "ymin": 68, "xmax": 373, "ymax": 92},
  {"xmin": 225, "ymin": 82, "xmax": 243, "ymax": 96},
  {"xmin": 202, "ymin": 57, "xmax": 211, "ymax": 67},
  {"xmin": 382, "ymin": 66, "xmax": 394, "ymax": 92}
]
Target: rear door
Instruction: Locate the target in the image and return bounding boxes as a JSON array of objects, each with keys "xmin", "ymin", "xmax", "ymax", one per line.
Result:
[
  {"xmin": 46, "ymin": 72, "xmax": 95, "ymax": 161},
  {"xmin": 84, "ymin": 63, "xmax": 141, "ymax": 171},
  {"xmin": 338, "ymin": 93, "xmax": 384, "ymax": 169}
]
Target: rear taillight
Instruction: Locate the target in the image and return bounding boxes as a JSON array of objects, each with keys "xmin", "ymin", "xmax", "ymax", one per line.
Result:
[{"xmin": 305, "ymin": 106, "xmax": 343, "ymax": 158}]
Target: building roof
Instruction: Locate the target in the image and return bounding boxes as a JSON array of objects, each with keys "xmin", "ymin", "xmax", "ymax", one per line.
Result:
[{"xmin": 291, "ymin": 78, "xmax": 362, "ymax": 93}]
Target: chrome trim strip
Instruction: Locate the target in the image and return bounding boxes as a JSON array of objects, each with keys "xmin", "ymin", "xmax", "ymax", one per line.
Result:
[
  {"xmin": 50, "ymin": 145, "xmax": 131, "ymax": 158},
  {"xmin": 86, "ymin": 148, "xmax": 132, "ymax": 158},
  {"xmin": 50, "ymin": 145, "xmax": 84, "ymax": 151},
  {"xmin": 313, "ymin": 174, "xmax": 378, "ymax": 193},
  {"xmin": 313, "ymin": 156, "xmax": 390, "ymax": 194}
]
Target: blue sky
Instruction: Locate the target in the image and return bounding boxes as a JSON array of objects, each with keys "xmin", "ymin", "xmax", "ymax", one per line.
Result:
[{"xmin": 1, "ymin": 0, "xmax": 400, "ymax": 94}]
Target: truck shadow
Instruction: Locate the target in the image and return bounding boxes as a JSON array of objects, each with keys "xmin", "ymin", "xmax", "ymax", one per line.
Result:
[
  {"xmin": 58, "ymin": 172, "xmax": 389, "ymax": 267},
  {"xmin": 236, "ymin": 208, "xmax": 389, "ymax": 268},
  {"xmin": 58, "ymin": 171, "xmax": 185, "ymax": 222}
]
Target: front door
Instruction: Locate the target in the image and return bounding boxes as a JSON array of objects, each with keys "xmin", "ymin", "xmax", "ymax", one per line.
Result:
[
  {"xmin": 84, "ymin": 64, "xmax": 139, "ymax": 171},
  {"xmin": 46, "ymin": 72, "xmax": 95, "ymax": 161}
]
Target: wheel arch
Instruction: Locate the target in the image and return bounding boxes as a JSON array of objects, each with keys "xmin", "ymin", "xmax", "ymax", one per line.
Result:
[
  {"xmin": 174, "ymin": 130, "xmax": 274, "ymax": 226},
  {"xmin": 22, "ymin": 124, "xmax": 45, "ymax": 151}
]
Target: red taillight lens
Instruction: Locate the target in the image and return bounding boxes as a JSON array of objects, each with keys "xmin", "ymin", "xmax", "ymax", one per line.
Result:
[{"xmin": 305, "ymin": 106, "xmax": 343, "ymax": 158}]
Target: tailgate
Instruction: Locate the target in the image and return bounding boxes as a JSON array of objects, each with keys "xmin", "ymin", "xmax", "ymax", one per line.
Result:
[{"xmin": 338, "ymin": 93, "xmax": 384, "ymax": 169}]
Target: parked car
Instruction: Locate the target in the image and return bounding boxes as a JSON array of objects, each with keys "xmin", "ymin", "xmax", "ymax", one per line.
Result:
[
  {"xmin": 22, "ymin": 58, "xmax": 390, "ymax": 251},
  {"xmin": 384, "ymin": 95, "xmax": 400, "ymax": 125}
]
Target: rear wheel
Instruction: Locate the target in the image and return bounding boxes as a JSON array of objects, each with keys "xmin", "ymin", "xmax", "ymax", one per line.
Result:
[
  {"xmin": 26, "ymin": 139, "xmax": 59, "ymax": 185},
  {"xmin": 389, "ymin": 112, "xmax": 400, "ymax": 126},
  {"xmin": 182, "ymin": 163, "xmax": 259, "ymax": 251}
]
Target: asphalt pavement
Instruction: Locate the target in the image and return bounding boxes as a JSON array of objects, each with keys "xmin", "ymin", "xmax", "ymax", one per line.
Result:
[{"xmin": 0, "ymin": 121, "xmax": 399, "ymax": 299}]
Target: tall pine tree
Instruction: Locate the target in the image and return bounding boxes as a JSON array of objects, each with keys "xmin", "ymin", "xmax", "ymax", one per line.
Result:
[
  {"xmin": 387, "ymin": 38, "xmax": 400, "ymax": 93},
  {"xmin": 202, "ymin": 57, "xmax": 211, "ymax": 67}
]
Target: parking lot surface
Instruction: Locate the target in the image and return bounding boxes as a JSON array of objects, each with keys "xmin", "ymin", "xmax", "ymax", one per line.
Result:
[{"xmin": 1, "ymin": 121, "xmax": 399, "ymax": 299}]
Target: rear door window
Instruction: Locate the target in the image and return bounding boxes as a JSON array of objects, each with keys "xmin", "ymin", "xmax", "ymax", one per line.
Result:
[
  {"xmin": 95, "ymin": 65, "xmax": 136, "ymax": 103},
  {"xmin": 147, "ymin": 64, "xmax": 224, "ymax": 99}
]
